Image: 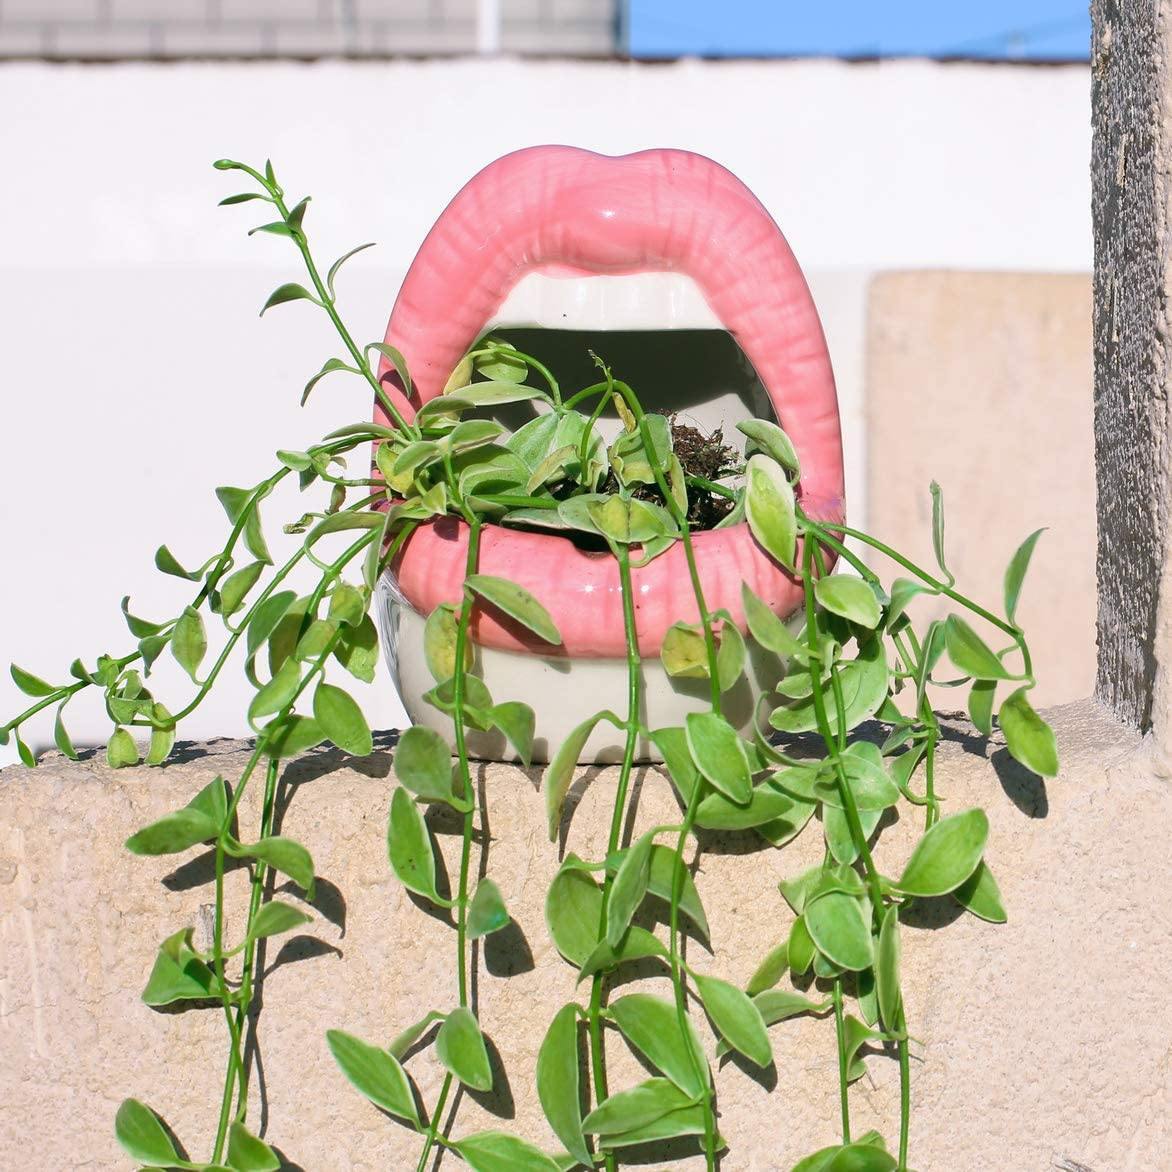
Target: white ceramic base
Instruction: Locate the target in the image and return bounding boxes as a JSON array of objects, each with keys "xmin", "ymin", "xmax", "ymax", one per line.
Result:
[{"xmin": 375, "ymin": 573, "xmax": 787, "ymax": 764}]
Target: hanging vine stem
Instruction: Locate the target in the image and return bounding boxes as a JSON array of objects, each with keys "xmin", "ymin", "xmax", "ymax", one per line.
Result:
[
  {"xmin": 584, "ymin": 541, "xmax": 642, "ymax": 1172},
  {"xmin": 413, "ymin": 512, "xmax": 482, "ymax": 1172},
  {"xmin": 209, "ymin": 522, "xmax": 388, "ymax": 1161}
]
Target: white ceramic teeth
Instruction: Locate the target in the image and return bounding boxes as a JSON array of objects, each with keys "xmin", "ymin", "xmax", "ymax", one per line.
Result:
[{"xmin": 486, "ymin": 271, "xmax": 723, "ymax": 332}]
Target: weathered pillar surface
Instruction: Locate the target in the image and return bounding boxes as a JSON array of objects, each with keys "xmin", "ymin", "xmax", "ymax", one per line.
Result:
[{"xmin": 1092, "ymin": 0, "xmax": 1172, "ymax": 734}]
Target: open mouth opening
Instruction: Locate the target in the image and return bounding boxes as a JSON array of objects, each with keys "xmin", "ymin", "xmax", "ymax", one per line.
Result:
[{"xmin": 479, "ymin": 324, "xmax": 776, "ymax": 544}]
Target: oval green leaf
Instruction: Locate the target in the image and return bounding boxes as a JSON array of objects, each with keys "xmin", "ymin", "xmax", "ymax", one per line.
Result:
[
  {"xmin": 465, "ymin": 574, "xmax": 562, "ymax": 645},
  {"xmin": 435, "ymin": 1005, "xmax": 493, "ymax": 1092},
  {"xmin": 895, "ymin": 807, "xmax": 989, "ymax": 897},
  {"xmin": 326, "ymin": 1028, "xmax": 420, "ymax": 1126},
  {"xmin": 694, "ymin": 973, "xmax": 771, "ymax": 1067},
  {"xmin": 999, "ymin": 686, "xmax": 1059, "ymax": 777},
  {"xmin": 803, "ymin": 890, "xmax": 874, "ymax": 972},
  {"xmin": 536, "ymin": 1003, "xmax": 591, "ymax": 1166}
]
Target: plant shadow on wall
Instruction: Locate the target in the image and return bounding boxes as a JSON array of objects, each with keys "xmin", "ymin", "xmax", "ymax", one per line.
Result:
[{"xmin": 0, "ymin": 158, "xmax": 1059, "ymax": 1172}]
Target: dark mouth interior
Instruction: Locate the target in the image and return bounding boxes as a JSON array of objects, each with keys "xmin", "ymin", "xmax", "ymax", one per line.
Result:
[{"xmin": 485, "ymin": 327, "xmax": 776, "ymax": 443}]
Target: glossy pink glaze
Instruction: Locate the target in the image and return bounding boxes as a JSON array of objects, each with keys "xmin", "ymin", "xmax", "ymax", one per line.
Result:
[{"xmin": 377, "ymin": 146, "xmax": 844, "ymax": 658}]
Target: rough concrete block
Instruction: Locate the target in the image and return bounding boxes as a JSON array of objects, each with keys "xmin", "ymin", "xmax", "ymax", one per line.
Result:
[{"xmin": 0, "ymin": 702, "xmax": 1164, "ymax": 1170}]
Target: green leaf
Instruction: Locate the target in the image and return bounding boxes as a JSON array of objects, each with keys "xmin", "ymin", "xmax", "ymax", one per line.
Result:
[
  {"xmin": 367, "ymin": 342, "xmax": 414, "ymax": 398},
  {"xmin": 394, "ymin": 725, "xmax": 456, "ymax": 803},
  {"xmin": 695, "ymin": 782, "xmax": 797, "ymax": 831},
  {"xmin": 607, "ymin": 831, "xmax": 654, "ymax": 947},
  {"xmin": 53, "ymin": 706, "xmax": 79, "ymax": 761},
  {"xmin": 695, "ymin": 972, "xmax": 771, "ymax": 1067},
  {"xmin": 875, "ymin": 905, "xmax": 902, "ymax": 1030},
  {"xmin": 930, "ymin": 479, "xmax": 952, "ymax": 583},
  {"xmin": 803, "ymin": 890, "xmax": 874, "ymax": 972},
  {"xmin": 814, "ymin": 744, "xmax": 899, "ymax": 812},
  {"xmin": 788, "ymin": 916, "xmax": 816, "ymax": 976},
  {"xmin": 333, "ymin": 614, "xmax": 379, "ymax": 683},
  {"xmin": 582, "ymin": 1078, "xmax": 696, "ymax": 1136},
  {"xmin": 219, "ymin": 191, "xmax": 268, "ymax": 205},
  {"xmin": 245, "ymin": 899, "xmax": 312, "ymax": 943},
  {"xmin": 954, "ymin": 859, "xmax": 1007, "ymax": 923},
  {"xmin": 506, "ymin": 412, "xmax": 561, "ymax": 471},
  {"xmin": 106, "ymin": 727, "xmax": 139, "ymax": 769},
  {"xmin": 685, "ymin": 711, "xmax": 752, "ymax": 804},
  {"xmin": 328, "ymin": 582, "xmax": 366, "ymax": 627},
  {"xmin": 737, "ymin": 418, "xmax": 800, "ymax": 476},
  {"xmin": 475, "ymin": 340, "xmax": 528, "ymax": 383},
  {"xmin": 326, "ymin": 241, "xmax": 376, "ymax": 299},
  {"xmin": 741, "ymin": 582, "xmax": 805, "ymax": 657},
  {"xmin": 746, "ymin": 940, "xmax": 789, "ymax": 996},
  {"xmin": 753, "ymin": 989, "xmax": 831, "ymax": 1028},
  {"xmin": 245, "ymin": 591, "xmax": 298, "ymax": 658},
  {"xmin": 661, "ymin": 621, "xmax": 709, "ymax": 678},
  {"xmin": 264, "ymin": 714, "xmax": 326, "ymax": 758},
  {"xmin": 154, "ymin": 544, "xmax": 202, "ymax": 581},
  {"xmin": 999, "ymin": 687, "xmax": 1059, "ymax": 777},
  {"xmin": 468, "ymin": 878, "xmax": 510, "ymax": 940},
  {"xmin": 488, "ymin": 701, "xmax": 536, "ymax": 768},
  {"xmin": 791, "ymin": 1140, "xmax": 898, "ymax": 1172},
  {"xmin": 895, "ymin": 808, "xmax": 989, "ymax": 897},
  {"xmin": 1004, "ymin": 528, "xmax": 1044, "ymax": 624},
  {"xmin": 610, "ymin": 993, "xmax": 709, "ymax": 1097},
  {"xmin": 301, "ymin": 357, "xmax": 356, "ymax": 406},
  {"xmin": 141, "ymin": 927, "xmax": 221, "ymax": 1005},
  {"xmin": 645, "ymin": 844, "xmax": 709, "ymax": 939},
  {"xmin": 595, "ymin": 1104, "xmax": 709, "ymax": 1150},
  {"xmin": 125, "ymin": 793, "xmax": 220, "ymax": 855},
  {"xmin": 10, "ymin": 663, "xmax": 54, "ymax": 697},
  {"xmin": 815, "ymin": 575, "xmax": 882, "ymax": 629},
  {"xmin": 650, "ymin": 725, "xmax": 701, "ymax": 804},
  {"xmin": 536, "ymin": 1004, "xmax": 591, "ymax": 1166},
  {"xmin": 452, "ymin": 1131, "xmax": 561, "ymax": 1172},
  {"xmin": 968, "ymin": 678, "xmax": 997, "ymax": 736},
  {"xmin": 436, "ymin": 1006, "xmax": 493, "ymax": 1091},
  {"xmin": 231, "ymin": 836, "xmax": 315, "ymax": 897},
  {"xmin": 944, "ymin": 615, "xmax": 1013, "ymax": 680},
  {"xmin": 313, "ymin": 681, "xmax": 373, "ymax": 757},
  {"xmin": 545, "ymin": 864, "xmax": 606, "ymax": 966},
  {"xmin": 248, "ymin": 219, "xmax": 295, "ymax": 238},
  {"xmin": 745, "ymin": 453, "xmax": 797, "ymax": 569},
  {"xmin": 226, "ymin": 1121, "xmax": 280, "ymax": 1172},
  {"xmin": 886, "ymin": 576, "xmax": 934, "ymax": 629},
  {"xmin": 260, "ymin": 281, "xmax": 318, "ymax": 316},
  {"xmin": 219, "ymin": 561, "xmax": 265, "ymax": 618},
  {"xmin": 215, "ymin": 486, "xmax": 272, "ymax": 565},
  {"xmin": 114, "ymin": 1098, "xmax": 180, "ymax": 1166},
  {"xmin": 823, "ymin": 804, "xmax": 882, "ymax": 866},
  {"xmin": 248, "ymin": 658, "xmax": 302, "ymax": 724},
  {"xmin": 544, "ymin": 713, "xmax": 607, "ymax": 840},
  {"xmin": 716, "ymin": 620, "xmax": 747, "ymax": 690},
  {"xmin": 171, "ymin": 606, "xmax": 207, "ymax": 683},
  {"xmin": 465, "ymin": 574, "xmax": 561, "ymax": 645},
  {"xmin": 388, "ymin": 1010, "xmax": 446, "ymax": 1059},
  {"xmin": 387, "ymin": 786, "xmax": 445, "ymax": 903},
  {"xmin": 326, "ymin": 1029, "xmax": 420, "ymax": 1126},
  {"xmin": 423, "ymin": 603, "xmax": 467, "ymax": 683}
]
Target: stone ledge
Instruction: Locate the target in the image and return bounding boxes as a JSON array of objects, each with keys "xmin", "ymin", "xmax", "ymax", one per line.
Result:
[{"xmin": 0, "ymin": 699, "xmax": 1162, "ymax": 1170}]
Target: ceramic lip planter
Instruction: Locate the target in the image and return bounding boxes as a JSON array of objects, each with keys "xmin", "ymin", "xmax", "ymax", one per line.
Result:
[{"xmin": 372, "ymin": 146, "xmax": 845, "ymax": 763}]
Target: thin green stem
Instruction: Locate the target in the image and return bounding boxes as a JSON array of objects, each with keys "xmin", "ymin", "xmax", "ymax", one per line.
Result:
[
  {"xmin": 415, "ymin": 515, "xmax": 481, "ymax": 1172},
  {"xmin": 832, "ymin": 978, "xmax": 851, "ymax": 1144},
  {"xmin": 268, "ymin": 190, "xmax": 416, "ymax": 437},
  {"xmin": 585, "ymin": 543, "xmax": 642, "ymax": 1172},
  {"xmin": 896, "ymin": 1004, "xmax": 911, "ymax": 1169}
]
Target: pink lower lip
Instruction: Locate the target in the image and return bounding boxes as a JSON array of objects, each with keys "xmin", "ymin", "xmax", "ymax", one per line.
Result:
[{"xmin": 377, "ymin": 146, "xmax": 844, "ymax": 658}]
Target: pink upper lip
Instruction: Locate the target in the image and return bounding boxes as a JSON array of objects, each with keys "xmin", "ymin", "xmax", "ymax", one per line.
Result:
[{"xmin": 376, "ymin": 145, "xmax": 844, "ymax": 658}]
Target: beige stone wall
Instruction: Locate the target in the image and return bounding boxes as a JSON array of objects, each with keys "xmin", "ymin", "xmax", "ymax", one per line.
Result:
[
  {"xmin": 865, "ymin": 271, "xmax": 1095, "ymax": 709},
  {"xmin": 1, "ymin": 702, "xmax": 1165, "ymax": 1171}
]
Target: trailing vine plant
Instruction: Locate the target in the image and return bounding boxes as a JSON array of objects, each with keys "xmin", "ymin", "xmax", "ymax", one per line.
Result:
[{"xmin": 0, "ymin": 158, "xmax": 1059, "ymax": 1172}]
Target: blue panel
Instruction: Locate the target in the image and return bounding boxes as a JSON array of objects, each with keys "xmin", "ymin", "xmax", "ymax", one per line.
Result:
[{"xmin": 627, "ymin": 1, "xmax": 1090, "ymax": 61}]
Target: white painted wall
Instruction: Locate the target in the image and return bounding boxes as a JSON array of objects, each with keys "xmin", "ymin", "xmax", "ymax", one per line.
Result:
[{"xmin": 0, "ymin": 57, "xmax": 1090, "ymax": 764}]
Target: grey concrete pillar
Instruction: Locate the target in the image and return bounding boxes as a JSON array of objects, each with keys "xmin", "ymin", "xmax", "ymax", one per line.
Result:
[{"xmin": 1092, "ymin": 0, "xmax": 1172, "ymax": 745}]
